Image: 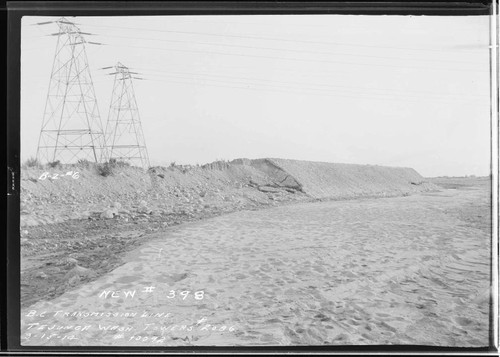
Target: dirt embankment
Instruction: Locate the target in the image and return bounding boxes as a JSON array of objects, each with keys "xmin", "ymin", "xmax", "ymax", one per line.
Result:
[
  {"xmin": 20, "ymin": 158, "xmax": 435, "ymax": 228},
  {"xmin": 20, "ymin": 159, "xmax": 310, "ymax": 229},
  {"xmin": 20, "ymin": 158, "xmax": 436, "ymax": 307},
  {"xmin": 268, "ymin": 158, "xmax": 436, "ymax": 199}
]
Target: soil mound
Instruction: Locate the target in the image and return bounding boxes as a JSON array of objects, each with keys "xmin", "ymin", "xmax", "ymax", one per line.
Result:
[
  {"xmin": 251, "ymin": 158, "xmax": 436, "ymax": 199},
  {"xmin": 20, "ymin": 158, "xmax": 436, "ymax": 228}
]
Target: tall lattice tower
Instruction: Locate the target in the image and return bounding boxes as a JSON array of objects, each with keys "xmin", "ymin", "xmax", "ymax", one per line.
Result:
[
  {"xmin": 36, "ymin": 18, "xmax": 107, "ymax": 164},
  {"xmin": 103, "ymin": 62, "xmax": 150, "ymax": 169}
]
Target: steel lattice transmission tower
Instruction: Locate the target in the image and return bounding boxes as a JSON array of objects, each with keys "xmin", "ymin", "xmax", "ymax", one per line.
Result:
[
  {"xmin": 36, "ymin": 17, "xmax": 108, "ymax": 164},
  {"xmin": 103, "ymin": 62, "xmax": 150, "ymax": 169}
]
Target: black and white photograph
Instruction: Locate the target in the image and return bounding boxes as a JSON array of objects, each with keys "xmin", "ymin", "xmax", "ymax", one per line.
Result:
[{"xmin": 11, "ymin": 1, "xmax": 498, "ymax": 350}]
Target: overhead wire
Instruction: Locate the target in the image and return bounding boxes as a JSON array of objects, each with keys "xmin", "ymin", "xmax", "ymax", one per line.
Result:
[
  {"xmin": 107, "ymin": 59, "xmax": 490, "ymax": 99},
  {"xmin": 130, "ymin": 68, "xmax": 489, "ymax": 99},
  {"xmin": 99, "ymin": 42, "xmax": 487, "ymax": 73},
  {"xmin": 24, "ymin": 18, "xmax": 489, "ymax": 105},
  {"xmin": 24, "ymin": 21, "xmax": 488, "ymax": 80},
  {"xmin": 137, "ymin": 78, "xmax": 483, "ymax": 107},
  {"xmin": 82, "ymin": 22, "xmax": 487, "ymax": 54},
  {"xmin": 126, "ymin": 72, "xmax": 482, "ymax": 106},
  {"xmin": 85, "ymin": 33, "xmax": 481, "ymax": 66}
]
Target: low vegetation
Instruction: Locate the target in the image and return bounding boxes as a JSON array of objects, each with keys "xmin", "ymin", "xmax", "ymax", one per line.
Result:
[
  {"xmin": 47, "ymin": 160, "xmax": 62, "ymax": 169},
  {"xmin": 95, "ymin": 159, "xmax": 132, "ymax": 177},
  {"xmin": 22, "ymin": 157, "xmax": 41, "ymax": 169}
]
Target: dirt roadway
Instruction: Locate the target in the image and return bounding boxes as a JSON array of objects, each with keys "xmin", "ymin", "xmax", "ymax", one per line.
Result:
[{"xmin": 20, "ymin": 178, "xmax": 492, "ymax": 347}]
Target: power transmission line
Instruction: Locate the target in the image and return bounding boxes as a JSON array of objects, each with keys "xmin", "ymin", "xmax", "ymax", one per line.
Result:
[
  {"xmin": 142, "ymin": 76, "xmax": 482, "ymax": 106},
  {"xmin": 106, "ymin": 58, "xmax": 488, "ymax": 100},
  {"xmin": 101, "ymin": 42, "xmax": 488, "ymax": 73},
  {"xmin": 103, "ymin": 62, "xmax": 150, "ymax": 169},
  {"xmin": 132, "ymin": 68, "xmax": 489, "ymax": 99},
  {"xmin": 35, "ymin": 17, "xmax": 108, "ymax": 165},
  {"xmin": 87, "ymin": 33, "xmax": 481, "ymax": 66},
  {"xmin": 82, "ymin": 22, "xmax": 487, "ymax": 54},
  {"xmin": 28, "ymin": 21, "xmax": 487, "ymax": 67}
]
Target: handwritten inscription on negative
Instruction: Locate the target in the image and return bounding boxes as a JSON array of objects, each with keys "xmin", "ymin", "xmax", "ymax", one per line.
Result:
[
  {"xmin": 23, "ymin": 310, "xmax": 238, "ymax": 345},
  {"xmin": 21, "ymin": 285, "xmax": 238, "ymax": 346}
]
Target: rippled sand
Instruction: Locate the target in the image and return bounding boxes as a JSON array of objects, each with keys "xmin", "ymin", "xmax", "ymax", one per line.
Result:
[{"xmin": 21, "ymin": 185, "xmax": 491, "ymax": 347}]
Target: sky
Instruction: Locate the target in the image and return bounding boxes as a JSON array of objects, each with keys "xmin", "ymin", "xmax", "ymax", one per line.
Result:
[{"xmin": 21, "ymin": 15, "xmax": 492, "ymax": 177}]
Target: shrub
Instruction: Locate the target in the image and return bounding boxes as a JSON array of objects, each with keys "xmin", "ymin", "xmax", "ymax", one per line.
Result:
[
  {"xmin": 109, "ymin": 158, "xmax": 131, "ymax": 168},
  {"xmin": 96, "ymin": 162, "xmax": 114, "ymax": 177},
  {"xmin": 77, "ymin": 159, "xmax": 93, "ymax": 168},
  {"xmin": 168, "ymin": 161, "xmax": 177, "ymax": 171},
  {"xmin": 115, "ymin": 160, "xmax": 130, "ymax": 167},
  {"xmin": 47, "ymin": 160, "xmax": 61, "ymax": 169},
  {"xmin": 22, "ymin": 157, "xmax": 40, "ymax": 168},
  {"xmin": 95, "ymin": 158, "xmax": 133, "ymax": 176}
]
